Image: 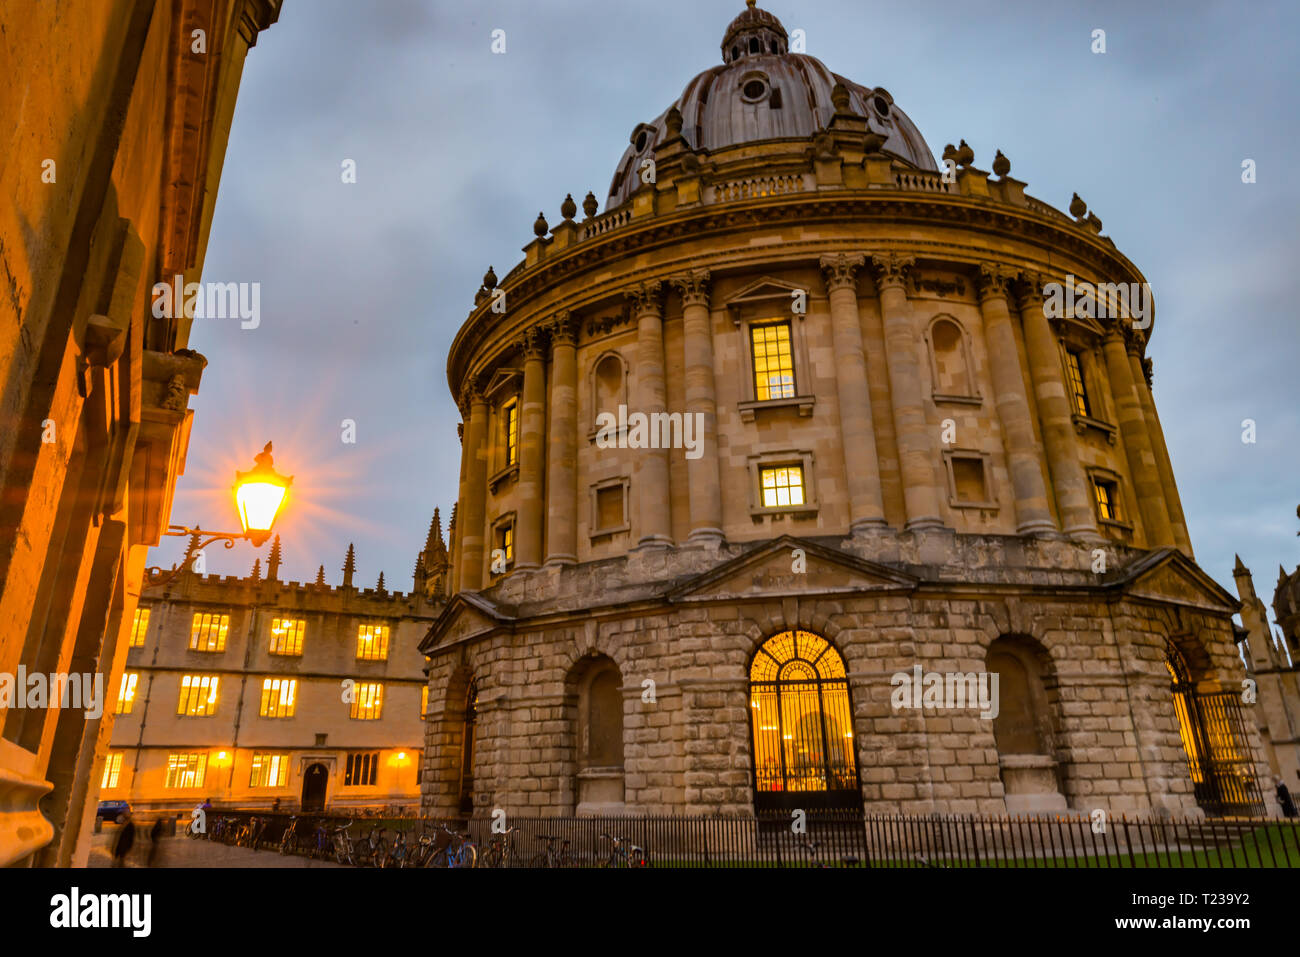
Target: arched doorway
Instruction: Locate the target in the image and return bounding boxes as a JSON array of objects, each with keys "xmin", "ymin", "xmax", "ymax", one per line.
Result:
[
  {"xmin": 1166, "ymin": 641, "xmax": 1264, "ymax": 816},
  {"xmin": 748, "ymin": 630, "xmax": 861, "ymax": 814},
  {"xmin": 457, "ymin": 680, "xmax": 478, "ymax": 815},
  {"xmin": 301, "ymin": 763, "xmax": 328, "ymax": 812}
]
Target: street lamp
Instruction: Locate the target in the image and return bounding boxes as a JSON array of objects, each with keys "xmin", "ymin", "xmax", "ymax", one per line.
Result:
[{"xmin": 145, "ymin": 442, "xmax": 293, "ymax": 585}]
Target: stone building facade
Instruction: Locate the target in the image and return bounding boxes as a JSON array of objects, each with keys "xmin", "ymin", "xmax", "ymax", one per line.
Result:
[
  {"xmin": 0, "ymin": 0, "xmax": 281, "ymax": 866},
  {"xmin": 419, "ymin": 3, "xmax": 1277, "ymax": 819},
  {"xmin": 106, "ymin": 523, "xmax": 446, "ymax": 814}
]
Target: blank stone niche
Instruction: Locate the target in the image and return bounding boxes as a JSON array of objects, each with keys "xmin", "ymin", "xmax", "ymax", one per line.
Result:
[{"xmin": 987, "ymin": 636, "xmax": 1068, "ymax": 814}]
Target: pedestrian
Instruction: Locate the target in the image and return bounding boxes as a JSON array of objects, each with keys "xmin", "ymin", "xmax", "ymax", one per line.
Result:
[
  {"xmin": 1276, "ymin": 778, "xmax": 1298, "ymax": 818},
  {"xmin": 271, "ymin": 797, "xmax": 281, "ymax": 813},
  {"xmin": 111, "ymin": 811, "xmax": 136, "ymax": 867},
  {"xmin": 147, "ymin": 817, "xmax": 165, "ymax": 866}
]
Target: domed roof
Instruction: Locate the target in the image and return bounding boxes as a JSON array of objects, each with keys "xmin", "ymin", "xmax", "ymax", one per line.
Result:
[{"xmin": 606, "ymin": 2, "xmax": 937, "ymax": 208}]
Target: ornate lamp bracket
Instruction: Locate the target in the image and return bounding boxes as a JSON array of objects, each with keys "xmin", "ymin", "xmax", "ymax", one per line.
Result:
[{"xmin": 144, "ymin": 525, "xmax": 244, "ymax": 586}]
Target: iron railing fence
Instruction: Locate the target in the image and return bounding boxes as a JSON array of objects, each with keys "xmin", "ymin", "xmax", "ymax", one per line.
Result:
[{"xmin": 186, "ymin": 810, "xmax": 1300, "ymax": 868}]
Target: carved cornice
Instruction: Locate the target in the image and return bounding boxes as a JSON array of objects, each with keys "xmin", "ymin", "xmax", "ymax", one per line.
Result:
[
  {"xmin": 975, "ymin": 263, "xmax": 1015, "ymax": 304},
  {"xmin": 624, "ymin": 280, "xmax": 665, "ymax": 316},
  {"xmin": 671, "ymin": 269, "xmax": 712, "ymax": 308},
  {"xmin": 910, "ymin": 273, "xmax": 966, "ymax": 299},
  {"xmin": 869, "ymin": 252, "xmax": 915, "ymax": 290},
  {"xmin": 818, "ymin": 252, "xmax": 866, "ymax": 293},
  {"xmin": 584, "ymin": 305, "xmax": 633, "ymax": 340}
]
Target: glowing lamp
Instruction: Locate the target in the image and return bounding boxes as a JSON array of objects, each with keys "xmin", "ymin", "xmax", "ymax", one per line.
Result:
[{"xmin": 234, "ymin": 442, "xmax": 292, "ymax": 547}]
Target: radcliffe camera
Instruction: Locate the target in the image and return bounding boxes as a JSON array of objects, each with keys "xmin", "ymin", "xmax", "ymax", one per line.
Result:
[{"xmin": 1, "ymin": 0, "xmax": 1297, "ymax": 944}]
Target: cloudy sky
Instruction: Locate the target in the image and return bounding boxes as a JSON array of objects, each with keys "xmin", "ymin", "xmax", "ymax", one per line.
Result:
[{"xmin": 157, "ymin": 0, "xmax": 1299, "ymax": 627}]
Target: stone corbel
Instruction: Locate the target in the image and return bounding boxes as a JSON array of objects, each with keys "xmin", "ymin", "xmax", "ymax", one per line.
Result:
[{"xmin": 0, "ymin": 742, "xmax": 54, "ymax": 867}]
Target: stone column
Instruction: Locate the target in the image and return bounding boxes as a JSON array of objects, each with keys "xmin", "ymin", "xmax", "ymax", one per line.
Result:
[
  {"xmin": 672, "ymin": 269, "xmax": 723, "ymax": 543},
  {"xmin": 515, "ymin": 327, "xmax": 548, "ymax": 569},
  {"xmin": 458, "ymin": 386, "xmax": 490, "ymax": 590},
  {"xmin": 820, "ymin": 253, "xmax": 886, "ymax": 532},
  {"xmin": 1129, "ymin": 351, "xmax": 1192, "ymax": 555},
  {"xmin": 1016, "ymin": 276, "xmax": 1099, "ymax": 539},
  {"xmin": 628, "ymin": 281, "xmax": 673, "ymax": 548},
  {"xmin": 976, "ymin": 264, "xmax": 1055, "ymax": 535},
  {"xmin": 1102, "ymin": 331, "xmax": 1174, "ymax": 547},
  {"xmin": 871, "ymin": 253, "xmax": 943, "ymax": 529},
  {"xmin": 545, "ymin": 312, "xmax": 579, "ymax": 564}
]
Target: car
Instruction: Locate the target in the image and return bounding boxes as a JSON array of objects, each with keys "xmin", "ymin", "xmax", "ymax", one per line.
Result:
[{"xmin": 96, "ymin": 800, "xmax": 131, "ymax": 823}]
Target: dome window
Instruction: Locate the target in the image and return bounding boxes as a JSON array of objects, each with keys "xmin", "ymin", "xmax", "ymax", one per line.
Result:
[
  {"xmin": 873, "ymin": 96, "xmax": 890, "ymax": 118},
  {"xmin": 740, "ymin": 74, "xmax": 770, "ymax": 103},
  {"xmin": 770, "ymin": 39, "xmax": 778, "ymax": 53},
  {"xmin": 635, "ymin": 130, "xmax": 649, "ymax": 152},
  {"xmin": 749, "ymin": 37, "xmax": 759, "ymax": 54},
  {"xmin": 731, "ymin": 45, "xmax": 739, "ymax": 60}
]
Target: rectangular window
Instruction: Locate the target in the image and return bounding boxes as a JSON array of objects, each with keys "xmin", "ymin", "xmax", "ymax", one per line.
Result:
[
  {"xmin": 496, "ymin": 523, "xmax": 514, "ymax": 567},
  {"xmin": 1094, "ymin": 478, "xmax": 1119, "ymax": 522},
  {"xmin": 177, "ymin": 675, "xmax": 220, "ymax": 716},
  {"xmin": 164, "ymin": 752, "xmax": 208, "ymax": 789},
  {"xmin": 189, "ymin": 612, "xmax": 230, "ymax": 652},
  {"xmin": 952, "ymin": 457, "xmax": 989, "ymax": 504},
  {"xmin": 259, "ymin": 678, "xmax": 297, "ymax": 718},
  {"xmin": 129, "ymin": 608, "xmax": 150, "ymax": 647},
  {"xmin": 751, "ymin": 321, "xmax": 795, "ymax": 401},
  {"xmin": 345, "ymin": 752, "xmax": 379, "ymax": 787},
  {"xmin": 1064, "ymin": 350, "xmax": 1090, "ymax": 417},
  {"xmin": 101, "ymin": 752, "xmax": 124, "ymax": 789},
  {"xmin": 356, "ymin": 624, "xmax": 390, "ymax": 661},
  {"xmin": 595, "ymin": 484, "xmax": 624, "ymax": 531},
  {"xmin": 350, "ymin": 682, "xmax": 383, "ymax": 720},
  {"xmin": 504, "ymin": 399, "xmax": 520, "ymax": 466},
  {"xmin": 249, "ymin": 752, "xmax": 288, "ymax": 788},
  {"xmin": 116, "ymin": 672, "xmax": 139, "ymax": 715},
  {"xmin": 759, "ymin": 465, "xmax": 805, "ymax": 508},
  {"xmin": 269, "ymin": 617, "xmax": 305, "ymax": 656}
]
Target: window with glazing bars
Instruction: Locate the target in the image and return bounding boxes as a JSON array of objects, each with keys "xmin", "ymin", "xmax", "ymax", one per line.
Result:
[
  {"xmin": 751, "ymin": 322, "xmax": 795, "ymax": 400},
  {"xmin": 1064, "ymin": 350, "xmax": 1090, "ymax": 417}
]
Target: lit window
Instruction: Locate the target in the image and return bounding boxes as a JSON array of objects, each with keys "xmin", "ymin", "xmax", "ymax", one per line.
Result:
[
  {"xmin": 101, "ymin": 752, "xmax": 124, "ymax": 789},
  {"xmin": 350, "ymin": 682, "xmax": 383, "ymax": 720},
  {"xmin": 1094, "ymin": 478, "xmax": 1119, "ymax": 522},
  {"xmin": 259, "ymin": 678, "xmax": 297, "ymax": 718},
  {"xmin": 116, "ymin": 672, "xmax": 139, "ymax": 715},
  {"xmin": 129, "ymin": 608, "xmax": 150, "ymax": 647},
  {"xmin": 269, "ymin": 617, "xmax": 305, "ymax": 656},
  {"xmin": 1064, "ymin": 350, "xmax": 1090, "ymax": 417},
  {"xmin": 495, "ymin": 523, "xmax": 514, "ymax": 568},
  {"xmin": 345, "ymin": 752, "xmax": 379, "ymax": 786},
  {"xmin": 760, "ymin": 465, "xmax": 805, "ymax": 508},
  {"xmin": 420, "ymin": 686, "xmax": 429, "ymax": 719},
  {"xmin": 504, "ymin": 399, "xmax": 519, "ymax": 467},
  {"xmin": 189, "ymin": 612, "xmax": 230, "ymax": 652},
  {"xmin": 751, "ymin": 322, "xmax": 795, "ymax": 400},
  {"xmin": 164, "ymin": 752, "xmax": 207, "ymax": 789},
  {"xmin": 356, "ymin": 624, "xmax": 390, "ymax": 661},
  {"xmin": 177, "ymin": 674, "xmax": 220, "ymax": 716},
  {"xmin": 249, "ymin": 752, "xmax": 288, "ymax": 788}
]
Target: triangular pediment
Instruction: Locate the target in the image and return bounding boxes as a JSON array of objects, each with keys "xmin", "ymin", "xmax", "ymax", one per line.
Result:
[
  {"xmin": 669, "ymin": 536, "xmax": 916, "ymax": 602},
  {"xmin": 1118, "ymin": 548, "xmax": 1239, "ymax": 613},
  {"xmin": 725, "ymin": 276, "xmax": 807, "ymax": 309},
  {"xmin": 420, "ymin": 592, "xmax": 512, "ymax": 653}
]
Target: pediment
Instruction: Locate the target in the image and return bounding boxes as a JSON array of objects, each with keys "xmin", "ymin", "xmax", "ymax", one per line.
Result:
[
  {"xmin": 420, "ymin": 593, "xmax": 511, "ymax": 653},
  {"xmin": 483, "ymin": 367, "xmax": 522, "ymax": 401},
  {"xmin": 1120, "ymin": 549, "xmax": 1238, "ymax": 613},
  {"xmin": 725, "ymin": 276, "xmax": 808, "ymax": 312},
  {"xmin": 669, "ymin": 536, "xmax": 915, "ymax": 602}
]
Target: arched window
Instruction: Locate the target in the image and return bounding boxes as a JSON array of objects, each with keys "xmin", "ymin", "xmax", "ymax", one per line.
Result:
[
  {"xmin": 927, "ymin": 316, "xmax": 977, "ymax": 401},
  {"xmin": 1165, "ymin": 640, "xmax": 1264, "ymax": 816},
  {"xmin": 748, "ymin": 631, "xmax": 860, "ymax": 812}
]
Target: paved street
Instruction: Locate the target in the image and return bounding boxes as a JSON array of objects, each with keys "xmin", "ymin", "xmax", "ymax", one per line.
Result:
[{"xmin": 89, "ymin": 823, "xmax": 342, "ymax": 868}]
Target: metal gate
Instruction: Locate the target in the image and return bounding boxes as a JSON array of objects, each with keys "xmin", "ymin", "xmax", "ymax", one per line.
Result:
[{"xmin": 1168, "ymin": 658, "xmax": 1265, "ymax": 816}]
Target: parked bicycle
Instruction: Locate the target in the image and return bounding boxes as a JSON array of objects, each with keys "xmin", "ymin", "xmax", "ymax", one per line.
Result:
[
  {"xmin": 385, "ymin": 828, "xmax": 412, "ymax": 868},
  {"xmin": 600, "ymin": 833, "xmax": 647, "ymax": 868},
  {"xmin": 425, "ymin": 823, "xmax": 476, "ymax": 868},
  {"xmin": 279, "ymin": 816, "xmax": 301, "ymax": 855},
  {"xmin": 357, "ymin": 824, "xmax": 387, "ymax": 867},
  {"xmin": 480, "ymin": 827, "xmax": 521, "ymax": 868},
  {"xmin": 528, "ymin": 833, "xmax": 574, "ymax": 868},
  {"xmin": 332, "ymin": 821, "xmax": 356, "ymax": 866}
]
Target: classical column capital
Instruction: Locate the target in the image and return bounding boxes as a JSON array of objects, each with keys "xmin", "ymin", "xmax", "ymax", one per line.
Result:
[
  {"xmin": 625, "ymin": 279, "xmax": 665, "ymax": 315},
  {"xmin": 671, "ymin": 269, "xmax": 711, "ymax": 308},
  {"xmin": 1141, "ymin": 355, "xmax": 1154, "ymax": 388},
  {"xmin": 976, "ymin": 263, "xmax": 1015, "ymax": 304},
  {"xmin": 545, "ymin": 310, "xmax": 579, "ymax": 347},
  {"xmin": 1014, "ymin": 271, "xmax": 1047, "ymax": 311},
  {"xmin": 869, "ymin": 252, "xmax": 915, "ymax": 290},
  {"xmin": 819, "ymin": 252, "xmax": 866, "ymax": 292},
  {"xmin": 518, "ymin": 325, "xmax": 549, "ymax": 359},
  {"xmin": 457, "ymin": 377, "xmax": 487, "ymax": 413}
]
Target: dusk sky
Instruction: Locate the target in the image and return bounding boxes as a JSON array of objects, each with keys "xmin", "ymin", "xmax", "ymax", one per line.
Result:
[{"xmin": 155, "ymin": 0, "xmax": 1299, "ymax": 627}]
